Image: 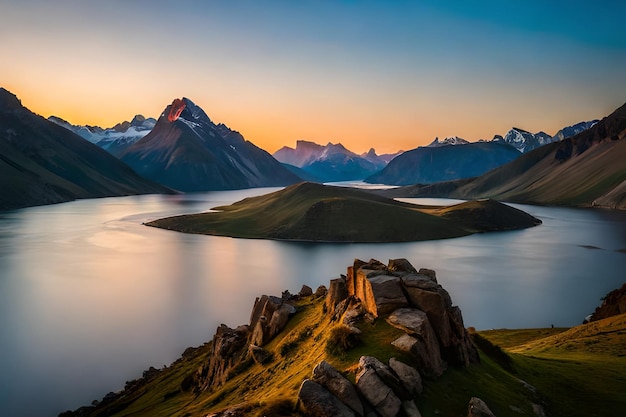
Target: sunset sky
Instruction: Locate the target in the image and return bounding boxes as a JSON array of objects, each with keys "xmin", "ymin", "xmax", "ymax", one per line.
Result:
[{"xmin": 2, "ymin": 0, "xmax": 625, "ymax": 154}]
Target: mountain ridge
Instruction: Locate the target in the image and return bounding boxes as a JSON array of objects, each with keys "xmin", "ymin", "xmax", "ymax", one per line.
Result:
[
  {"xmin": 383, "ymin": 102, "xmax": 626, "ymax": 209},
  {"xmin": 119, "ymin": 97, "xmax": 301, "ymax": 191},
  {"xmin": 0, "ymin": 87, "xmax": 171, "ymax": 211}
]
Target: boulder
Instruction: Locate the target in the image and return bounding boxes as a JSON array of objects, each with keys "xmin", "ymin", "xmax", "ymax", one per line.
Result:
[
  {"xmin": 387, "ymin": 309, "xmax": 445, "ymax": 377},
  {"xmin": 327, "ymin": 277, "xmax": 349, "ymax": 315},
  {"xmin": 346, "ymin": 258, "xmax": 368, "ymax": 296},
  {"xmin": 268, "ymin": 303, "xmax": 296, "ymax": 341},
  {"xmin": 343, "ymin": 301, "xmax": 367, "ymax": 327},
  {"xmin": 250, "ymin": 295, "xmax": 295, "ymax": 346},
  {"xmin": 298, "ymin": 379, "xmax": 356, "ymax": 417},
  {"xmin": 249, "ymin": 295, "xmax": 282, "ymax": 332},
  {"xmin": 299, "ymin": 284, "xmax": 313, "ymax": 297},
  {"xmin": 196, "ymin": 324, "xmax": 250, "ymax": 391},
  {"xmin": 401, "ymin": 275, "xmax": 477, "ymax": 366},
  {"xmin": 354, "ymin": 271, "xmax": 409, "ymax": 317},
  {"xmin": 388, "ymin": 258, "xmax": 418, "ymax": 274},
  {"xmin": 315, "ymin": 285, "xmax": 328, "ymax": 298},
  {"xmin": 248, "ymin": 345, "xmax": 272, "ymax": 365},
  {"xmin": 418, "ymin": 268, "xmax": 437, "ymax": 282},
  {"xmin": 312, "ymin": 361, "xmax": 364, "ymax": 416},
  {"xmin": 356, "ymin": 356, "xmax": 402, "ymax": 417},
  {"xmin": 467, "ymin": 397, "xmax": 496, "ymax": 417},
  {"xmin": 389, "ymin": 358, "xmax": 423, "ymax": 395}
]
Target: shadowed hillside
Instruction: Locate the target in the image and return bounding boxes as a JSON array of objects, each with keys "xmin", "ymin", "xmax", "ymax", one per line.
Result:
[
  {"xmin": 0, "ymin": 88, "xmax": 171, "ymax": 211},
  {"xmin": 384, "ymin": 102, "xmax": 626, "ymax": 209}
]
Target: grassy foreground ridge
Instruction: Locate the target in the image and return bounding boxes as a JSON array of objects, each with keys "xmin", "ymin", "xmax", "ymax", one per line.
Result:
[
  {"xmin": 146, "ymin": 182, "xmax": 541, "ymax": 242},
  {"xmin": 64, "ymin": 292, "xmax": 626, "ymax": 417}
]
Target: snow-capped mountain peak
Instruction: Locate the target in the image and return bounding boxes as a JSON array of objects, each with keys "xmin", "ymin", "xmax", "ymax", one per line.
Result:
[{"xmin": 427, "ymin": 136, "xmax": 470, "ymax": 147}]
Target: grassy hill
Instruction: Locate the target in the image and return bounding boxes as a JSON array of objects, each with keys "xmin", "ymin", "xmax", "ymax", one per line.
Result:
[
  {"xmin": 146, "ymin": 182, "xmax": 540, "ymax": 242},
  {"xmin": 63, "ymin": 291, "xmax": 626, "ymax": 417}
]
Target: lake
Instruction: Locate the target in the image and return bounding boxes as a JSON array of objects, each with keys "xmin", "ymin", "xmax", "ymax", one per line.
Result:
[{"xmin": 1, "ymin": 187, "xmax": 625, "ymax": 416}]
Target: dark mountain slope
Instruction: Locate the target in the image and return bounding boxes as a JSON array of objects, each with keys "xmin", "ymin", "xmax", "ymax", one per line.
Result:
[
  {"xmin": 365, "ymin": 142, "xmax": 521, "ymax": 185},
  {"xmin": 384, "ymin": 103, "xmax": 626, "ymax": 209},
  {"xmin": 0, "ymin": 88, "xmax": 170, "ymax": 211},
  {"xmin": 454, "ymin": 102, "xmax": 626, "ymax": 208},
  {"xmin": 120, "ymin": 98, "xmax": 300, "ymax": 191}
]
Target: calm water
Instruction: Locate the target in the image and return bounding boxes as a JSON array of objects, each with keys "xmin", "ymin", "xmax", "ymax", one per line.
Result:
[{"xmin": 1, "ymin": 188, "xmax": 625, "ymax": 416}]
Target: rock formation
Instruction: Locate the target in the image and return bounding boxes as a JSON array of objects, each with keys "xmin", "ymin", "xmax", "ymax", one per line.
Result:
[
  {"xmin": 67, "ymin": 257, "xmax": 485, "ymax": 417},
  {"xmin": 588, "ymin": 283, "xmax": 626, "ymax": 322},
  {"xmin": 328, "ymin": 258, "xmax": 479, "ymax": 374}
]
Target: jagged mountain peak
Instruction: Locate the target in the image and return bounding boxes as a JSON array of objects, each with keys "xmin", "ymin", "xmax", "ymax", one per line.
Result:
[
  {"xmin": 0, "ymin": 87, "xmax": 23, "ymax": 111},
  {"xmin": 120, "ymin": 97, "xmax": 300, "ymax": 191},
  {"xmin": 427, "ymin": 136, "xmax": 470, "ymax": 147}
]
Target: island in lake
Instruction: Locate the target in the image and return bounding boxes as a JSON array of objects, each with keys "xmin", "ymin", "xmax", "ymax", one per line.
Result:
[{"xmin": 146, "ymin": 182, "xmax": 541, "ymax": 242}]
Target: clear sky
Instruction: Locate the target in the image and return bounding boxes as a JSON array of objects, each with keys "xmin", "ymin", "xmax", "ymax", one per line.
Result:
[{"xmin": 2, "ymin": 0, "xmax": 625, "ymax": 154}]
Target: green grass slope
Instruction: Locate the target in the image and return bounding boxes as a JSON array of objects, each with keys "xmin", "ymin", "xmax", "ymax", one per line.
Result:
[
  {"xmin": 478, "ymin": 314, "xmax": 626, "ymax": 417},
  {"xmin": 146, "ymin": 182, "xmax": 540, "ymax": 242},
  {"xmin": 63, "ymin": 292, "xmax": 626, "ymax": 417}
]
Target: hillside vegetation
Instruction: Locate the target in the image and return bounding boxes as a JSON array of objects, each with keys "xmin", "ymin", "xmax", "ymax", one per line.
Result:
[
  {"xmin": 62, "ymin": 299, "xmax": 626, "ymax": 417},
  {"xmin": 146, "ymin": 182, "xmax": 540, "ymax": 242}
]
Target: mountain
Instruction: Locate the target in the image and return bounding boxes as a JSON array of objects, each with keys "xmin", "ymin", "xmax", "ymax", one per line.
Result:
[
  {"xmin": 491, "ymin": 128, "xmax": 552, "ymax": 153},
  {"xmin": 552, "ymin": 120, "xmax": 598, "ymax": 142},
  {"xmin": 365, "ymin": 142, "xmax": 521, "ymax": 186},
  {"xmin": 0, "ymin": 88, "xmax": 170, "ymax": 211},
  {"xmin": 273, "ymin": 141, "xmax": 396, "ymax": 182},
  {"xmin": 384, "ymin": 103, "xmax": 626, "ymax": 209},
  {"xmin": 427, "ymin": 136, "xmax": 470, "ymax": 147},
  {"xmin": 49, "ymin": 114, "xmax": 156, "ymax": 156},
  {"xmin": 360, "ymin": 147, "xmax": 403, "ymax": 164},
  {"xmin": 119, "ymin": 98, "xmax": 301, "ymax": 191},
  {"xmin": 147, "ymin": 182, "xmax": 540, "ymax": 242},
  {"xmin": 491, "ymin": 121, "xmax": 597, "ymax": 154}
]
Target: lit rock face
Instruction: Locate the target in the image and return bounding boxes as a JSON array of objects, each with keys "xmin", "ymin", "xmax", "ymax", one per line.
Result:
[
  {"xmin": 167, "ymin": 98, "xmax": 186, "ymax": 122},
  {"xmin": 328, "ymin": 258, "xmax": 479, "ymax": 372}
]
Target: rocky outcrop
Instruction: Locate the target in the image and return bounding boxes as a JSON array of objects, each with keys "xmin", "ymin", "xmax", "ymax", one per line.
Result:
[
  {"xmin": 337, "ymin": 258, "xmax": 479, "ymax": 370},
  {"xmin": 298, "ymin": 379, "xmax": 356, "ymax": 417},
  {"xmin": 387, "ymin": 309, "xmax": 445, "ymax": 377},
  {"xmin": 589, "ymin": 283, "xmax": 626, "ymax": 322},
  {"xmin": 249, "ymin": 295, "xmax": 296, "ymax": 346},
  {"xmin": 186, "ymin": 294, "xmax": 297, "ymax": 393},
  {"xmin": 312, "ymin": 361, "xmax": 364, "ymax": 416},
  {"xmin": 327, "ymin": 278, "xmax": 349, "ymax": 316},
  {"xmin": 299, "ymin": 357, "xmax": 424, "ymax": 417},
  {"xmin": 467, "ymin": 397, "xmax": 496, "ymax": 417},
  {"xmin": 201, "ymin": 325, "xmax": 250, "ymax": 389},
  {"xmin": 389, "ymin": 358, "xmax": 423, "ymax": 396}
]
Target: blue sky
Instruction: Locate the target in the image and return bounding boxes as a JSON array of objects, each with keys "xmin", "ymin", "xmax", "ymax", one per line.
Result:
[{"xmin": 1, "ymin": 0, "xmax": 625, "ymax": 153}]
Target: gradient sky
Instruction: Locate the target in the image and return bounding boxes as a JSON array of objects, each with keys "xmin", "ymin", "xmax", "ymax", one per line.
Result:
[{"xmin": 2, "ymin": 0, "xmax": 625, "ymax": 154}]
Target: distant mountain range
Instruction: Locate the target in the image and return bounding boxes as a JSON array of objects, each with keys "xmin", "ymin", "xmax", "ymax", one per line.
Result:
[
  {"xmin": 426, "ymin": 122, "xmax": 598, "ymax": 154},
  {"xmin": 119, "ymin": 97, "xmax": 301, "ymax": 191},
  {"xmin": 367, "ymin": 120, "xmax": 599, "ymax": 186},
  {"xmin": 383, "ymin": 103, "xmax": 626, "ymax": 209},
  {"xmin": 273, "ymin": 140, "xmax": 401, "ymax": 182},
  {"xmin": 366, "ymin": 142, "xmax": 521, "ymax": 185},
  {"xmin": 49, "ymin": 114, "xmax": 155, "ymax": 156},
  {"xmin": 0, "ymin": 88, "xmax": 170, "ymax": 211}
]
